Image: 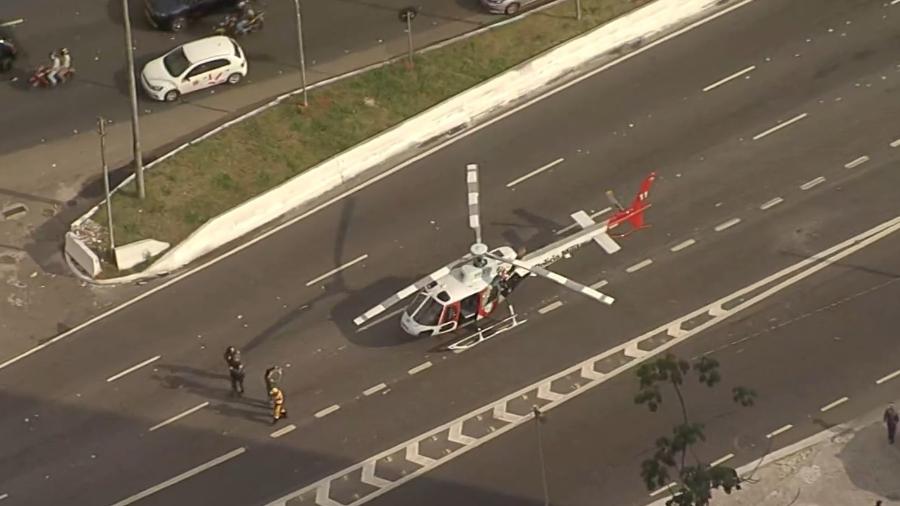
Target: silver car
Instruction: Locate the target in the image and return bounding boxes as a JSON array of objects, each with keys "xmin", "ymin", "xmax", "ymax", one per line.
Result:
[{"xmin": 480, "ymin": 0, "xmax": 540, "ymax": 15}]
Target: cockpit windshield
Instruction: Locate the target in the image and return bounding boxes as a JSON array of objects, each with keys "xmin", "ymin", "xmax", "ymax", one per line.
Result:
[{"xmin": 411, "ymin": 296, "xmax": 444, "ymax": 326}]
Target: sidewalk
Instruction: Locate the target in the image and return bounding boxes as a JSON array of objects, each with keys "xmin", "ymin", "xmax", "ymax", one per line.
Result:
[{"xmin": 713, "ymin": 405, "xmax": 900, "ymax": 506}]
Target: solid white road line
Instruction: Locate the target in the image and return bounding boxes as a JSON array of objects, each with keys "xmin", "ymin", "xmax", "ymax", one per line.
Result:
[
  {"xmin": 109, "ymin": 447, "xmax": 245, "ymax": 506},
  {"xmin": 844, "ymin": 155, "xmax": 869, "ymax": 169},
  {"xmin": 800, "ymin": 176, "xmax": 826, "ymax": 190},
  {"xmin": 820, "ymin": 397, "xmax": 849, "ymax": 412},
  {"xmin": 760, "ymin": 197, "xmax": 784, "ymax": 210},
  {"xmin": 702, "ymin": 65, "xmax": 755, "ymax": 92},
  {"xmin": 270, "ymin": 424, "xmax": 297, "ymax": 438},
  {"xmin": 106, "ymin": 355, "xmax": 161, "ymax": 383},
  {"xmin": 363, "ymin": 383, "xmax": 387, "ymax": 396},
  {"xmin": 876, "ymin": 368, "xmax": 900, "ymax": 385},
  {"xmin": 506, "ymin": 157, "xmax": 565, "ymax": 188},
  {"xmin": 626, "ymin": 259, "xmax": 653, "ymax": 273},
  {"xmin": 149, "ymin": 402, "xmax": 209, "ymax": 432},
  {"xmin": 891, "ymin": 138, "xmax": 900, "ymax": 147},
  {"xmin": 538, "ymin": 301, "xmax": 564, "ymax": 314},
  {"xmin": 315, "ymin": 405, "xmax": 341, "ymax": 418},
  {"xmin": 305, "ymin": 254, "xmax": 368, "ymax": 286},
  {"xmin": 649, "ymin": 483, "xmax": 676, "ymax": 497},
  {"xmin": 670, "ymin": 239, "xmax": 695, "ymax": 252},
  {"xmin": 752, "ymin": 112, "xmax": 808, "ymax": 140},
  {"xmin": 408, "ymin": 361, "xmax": 433, "ymax": 375},
  {"xmin": 710, "ymin": 453, "xmax": 735, "ymax": 466},
  {"xmin": 556, "ymin": 207, "xmax": 612, "ymax": 235},
  {"xmin": 714, "ymin": 218, "xmax": 741, "ymax": 232},
  {"xmin": 766, "ymin": 424, "xmax": 793, "ymax": 439}
]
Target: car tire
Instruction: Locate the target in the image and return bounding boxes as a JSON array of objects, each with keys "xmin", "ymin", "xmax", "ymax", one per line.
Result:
[
  {"xmin": 227, "ymin": 73, "xmax": 242, "ymax": 85},
  {"xmin": 164, "ymin": 89, "xmax": 180, "ymax": 102},
  {"xmin": 170, "ymin": 16, "xmax": 187, "ymax": 32},
  {"xmin": 504, "ymin": 2, "xmax": 521, "ymax": 14}
]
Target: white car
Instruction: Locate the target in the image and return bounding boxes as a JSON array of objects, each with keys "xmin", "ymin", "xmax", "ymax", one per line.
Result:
[{"xmin": 141, "ymin": 35, "xmax": 247, "ymax": 102}]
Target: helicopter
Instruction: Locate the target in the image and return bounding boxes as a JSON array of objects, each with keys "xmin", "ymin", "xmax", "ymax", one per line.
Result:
[{"xmin": 353, "ymin": 163, "xmax": 656, "ymax": 337}]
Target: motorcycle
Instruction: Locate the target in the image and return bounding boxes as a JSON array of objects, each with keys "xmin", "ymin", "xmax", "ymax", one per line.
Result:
[
  {"xmin": 29, "ymin": 65, "xmax": 76, "ymax": 88},
  {"xmin": 213, "ymin": 11, "xmax": 264, "ymax": 37}
]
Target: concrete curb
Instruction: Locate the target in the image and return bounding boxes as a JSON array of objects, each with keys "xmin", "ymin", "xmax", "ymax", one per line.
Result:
[{"xmin": 68, "ymin": 0, "xmax": 727, "ymax": 283}]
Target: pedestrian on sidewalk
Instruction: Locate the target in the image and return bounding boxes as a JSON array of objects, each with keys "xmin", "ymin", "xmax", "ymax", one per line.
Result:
[
  {"xmin": 884, "ymin": 404, "xmax": 899, "ymax": 444},
  {"xmin": 270, "ymin": 386, "xmax": 288, "ymax": 424}
]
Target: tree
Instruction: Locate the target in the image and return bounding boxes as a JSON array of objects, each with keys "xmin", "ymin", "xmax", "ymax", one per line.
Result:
[{"xmin": 635, "ymin": 353, "xmax": 757, "ymax": 506}]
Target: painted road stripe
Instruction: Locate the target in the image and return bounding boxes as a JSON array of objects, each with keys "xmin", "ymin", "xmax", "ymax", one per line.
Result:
[
  {"xmin": 590, "ymin": 279, "xmax": 609, "ymax": 290},
  {"xmin": 506, "ymin": 157, "xmax": 565, "ymax": 188},
  {"xmin": 316, "ymin": 482, "xmax": 340, "ymax": 506},
  {"xmin": 315, "ymin": 404, "xmax": 341, "ymax": 418},
  {"xmin": 760, "ymin": 197, "xmax": 783, "ymax": 210},
  {"xmin": 149, "ymin": 402, "xmax": 209, "ymax": 432},
  {"xmin": 270, "ymin": 424, "xmax": 297, "ymax": 438},
  {"xmin": 448, "ymin": 423, "xmax": 477, "ymax": 445},
  {"xmin": 363, "ymin": 383, "xmax": 387, "ymax": 396},
  {"xmin": 670, "ymin": 239, "xmax": 695, "ymax": 252},
  {"xmin": 556, "ymin": 207, "xmax": 612, "ymax": 235},
  {"xmin": 110, "ymin": 447, "xmax": 245, "ymax": 506},
  {"xmin": 0, "ymin": 493, "xmax": 8, "ymax": 501},
  {"xmin": 800, "ymin": 176, "xmax": 826, "ymax": 190},
  {"xmin": 876, "ymin": 368, "xmax": 900, "ymax": 385},
  {"xmin": 892, "ymin": 0, "xmax": 900, "ymax": 6},
  {"xmin": 406, "ymin": 442, "xmax": 436, "ymax": 466},
  {"xmin": 820, "ymin": 397, "xmax": 849, "ymax": 412},
  {"xmin": 702, "ymin": 65, "xmax": 755, "ymax": 92},
  {"xmin": 408, "ymin": 361, "xmax": 433, "ymax": 375},
  {"xmin": 537, "ymin": 383, "xmax": 564, "ymax": 402},
  {"xmin": 752, "ymin": 112, "xmax": 808, "ymax": 140},
  {"xmin": 891, "ymin": 138, "xmax": 900, "ymax": 147},
  {"xmin": 305, "ymin": 254, "xmax": 368, "ymax": 286},
  {"xmin": 580, "ymin": 362, "xmax": 604, "ymax": 380},
  {"xmin": 844, "ymin": 156, "xmax": 869, "ymax": 169},
  {"xmin": 361, "ymin": 461, "xmax": 392, "ymax": 488},
  {"xmin": 106, "ymin": 355, "xmax": 161, "ymax": 383},
  {"xmin": 626, "ymin": 259, "xmax": 653, "ymax": 273},
  {"xmin": 649, "ymin": 483, "xmax": 676, "ymax": 497},
  {"xmin": 714, "ymin": 218, "xmax": 741, "ymax": 232},
  {"xmin": 766, "ymin": 424, "xmax": 793, "ymax": 439},
  {"xmin": 538, "ymin": 301, "xmax": 564, "ymax": 314},
  {"xmin": 710, "ymin": 453, "xmax": 735, "ymax": 466},
  {"xmin": 493, "ymin": 403, "xmax": 525, "ymax": 423}
]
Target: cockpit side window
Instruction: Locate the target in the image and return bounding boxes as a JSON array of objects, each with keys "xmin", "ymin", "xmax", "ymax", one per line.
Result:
[{"xmin": 412, "ymin": 297, "xmax": 444, "ymax": 326}]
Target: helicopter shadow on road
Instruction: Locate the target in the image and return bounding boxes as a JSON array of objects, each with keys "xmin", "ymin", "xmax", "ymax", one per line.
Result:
[{"xmin": 495, "ymin": 207, "xmax": 564, "ymax": 256}]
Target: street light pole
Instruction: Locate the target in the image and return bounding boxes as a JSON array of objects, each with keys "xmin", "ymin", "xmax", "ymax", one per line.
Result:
[
  {"xmin": 97, "ymin": 117, "xmax": 115, "ymax": 251},
  {"xmin": 533, "ymin": 406, "xmax": 550, "ymax": 506},
  {"xmin": 292, "ymin": 0, "xmax": 308, "ymax": 107},
  {"xmin": 575, "ymin": 0, "xmax": 582, "ymax": 20},
  {"xmin": 122, "ymin": 0, "xmax": 146, "ymax": 199}
]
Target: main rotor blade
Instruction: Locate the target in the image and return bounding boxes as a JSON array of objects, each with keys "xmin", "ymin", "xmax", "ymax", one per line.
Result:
[
  {"xmin": 486, "ymin": 253, "xmax": 614, "ymax": 305},
  {"xmin": 467, "ymin": 164, "xmax": 482, "ymax": 245},
  {"xmin": 353, "ymin": 254, "xmax": 472, "ymax": 326}
]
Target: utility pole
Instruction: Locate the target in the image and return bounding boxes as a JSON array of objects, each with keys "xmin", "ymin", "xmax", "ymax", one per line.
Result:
[
  {"xmin": 398, "ymin": 7, "xmax": 419, "ymax": 67},
  {"xmin": 575, "ymin": 0, "xmax": 582, "ymax": 20},
  {"xmin": 291, "ymin": 0, "xmax": 309, "ymax": 107},
  {"xmin": 533, "ymin": 406, "xmax": 550, "ymax": 506},
  {"xmin": 97, "ymin": 117, "xmax": 115, "ymax": 251},
  {"xmin": 122, "ymin": 0, "xmax": 145, "ymax": 199}
]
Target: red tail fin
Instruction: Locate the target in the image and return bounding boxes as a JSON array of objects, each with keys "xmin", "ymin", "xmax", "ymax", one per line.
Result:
[{"xmin": 608, "ymin": 172, "xmax": 656, "ymax": 232}]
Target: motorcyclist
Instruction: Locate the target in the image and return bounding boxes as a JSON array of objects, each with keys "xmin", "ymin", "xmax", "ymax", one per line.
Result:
[
  {"xmin": 45, "ymin": 50, "xmax": 61, "ymax": 86},
  {"xmin": 234, "ymin": 1, "xmax": 257, "ymax": 35},
  {"xmin": 59, "ymin": 47, "xmax": 72, "ymax": 74}
]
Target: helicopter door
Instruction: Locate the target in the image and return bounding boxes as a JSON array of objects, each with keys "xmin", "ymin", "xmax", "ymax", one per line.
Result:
[
  {"xmin": 436, "ymin": 302, "xmax": 460, "ymax": 333},
  {"xmin": 459, "ymin": 293, "xmax": 480, "ymax": 322}
]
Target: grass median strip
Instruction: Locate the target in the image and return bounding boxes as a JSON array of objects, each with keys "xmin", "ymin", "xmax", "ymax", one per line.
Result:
[{"xmin": 92, "ymin": 0, "xmax": 649, "ymax": 273}]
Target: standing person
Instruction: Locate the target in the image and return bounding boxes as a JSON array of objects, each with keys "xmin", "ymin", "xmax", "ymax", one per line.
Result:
[
  {"xmin": 224, "ymin": 346, "xmax": 241, "ymax": 367},
  {"xmin": 884, "ymin": 404, "xmax": 899, "ymax": 444},
  {"xmin": 228, "ymin": 360, "xmax": 245, "ymax": 395},
  {"xmin": 270, "ymin": 386, "xmax": 287, "ymax": 424}
]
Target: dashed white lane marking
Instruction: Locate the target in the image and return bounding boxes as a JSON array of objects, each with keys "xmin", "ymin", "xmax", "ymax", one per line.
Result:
[
  {"xmin": 626, "ymin": 259, "xmax": 653, "ymax": 273},
  {"xmin": 538, "ymin": 301, "xmax": 564, "ymax": 314},
  {"xmin": 0, "ymin": 493, "xmax": 8, "ymax": 501},
  {"xmin": 408, "ymin": 361, "xmax": 433, "ymax": 375},
  {"xmin": 820, "ymin": 396, "xmax": 849, "ymax": 412},
  {"xmin": 702, "ymin": 65, "xmax": 756, "ymax": 92},
  {"xmin": 760, "ymin": 197, "xmax": 784, "ymax": 210},
  {"xmin": 270, "ymin": 424, "xmax": 297, "ymax": 438},
  {"xmin": 800, "ymin": 176, "xmax": 826, "ymax": 190},
  {"xmin": 752, "ymin": 112, "xmax": 808, "ymax": 140},
  {"xmin": 149, "ymin": 402, "xmax": 209, "ymax": 432},
  {"xmin": 710, "ymin": 453, "xmax": 735, "ymax": 466},
  {"xmin": 844, "ymin": 155, "xmax": 869, "ymax": 169},
  {"xmin": 106, "ymin": 355, "xmax": 161, "ymax": 383},
  {"xmin": 590, "ymin": 279, "xmax": 608, "ymax": 290},
  {"xmin": 891, "ymin": 137, "xmax": 900, "ymax": 147},
  {"xmin": 315, "ymin": 405, "xmax": 341, "ymax": 418},
  {"xmin": 766, "ymin": 424, "xmax": 794, "ymax": 439},
  {"xmin": 363, "ymin": 383, "xmax": 387, "ymax": 396},
  {"xmin": 714, "ymin": 218, "xmax": 741, "ymax": 232},
  {"xmin": 506, "ymin": 157, "xmax": 565, "ymax": 188},
  {"xmin": 556, "ymin": 207, "xmax": 611, "ymax": 235},
  {"xmin": 305, "ymin": 254, "xmax": 368, "ymax": 286},
  {"xmin": 670, "ymin": 239, "xmax": 696, "ymax": 252},
  {"xmin": 109, "ymin": 447, "xmax": 245, "ymax": 506},
  {"xmin": 876, "ymin": 368, "xmax": 900, "ymax": 385},
  {"xmin": 892, "ymin": 0, "xmax": 900, "ymax": 6},
  {"xmin": 649, "ymin": 483, "xmax": 676, "ymax": 497}
]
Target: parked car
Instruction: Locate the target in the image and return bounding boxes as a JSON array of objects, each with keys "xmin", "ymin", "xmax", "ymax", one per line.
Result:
[
  {"xmin": 141, "ymin": 35, "xmax": 247, "ymax": 102},
  {"xmin": 144, "ymin": 0, "xmax": 240, "ymax": 32},
  {"xmin": 480, "ymin": 0, "xmax": 541, "ymax": 15}
]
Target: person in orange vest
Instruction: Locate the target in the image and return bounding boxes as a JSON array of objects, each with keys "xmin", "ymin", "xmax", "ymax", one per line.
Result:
[{"xmin": 270, "ymin": 386, "xmax": 288, "ymax": 424}]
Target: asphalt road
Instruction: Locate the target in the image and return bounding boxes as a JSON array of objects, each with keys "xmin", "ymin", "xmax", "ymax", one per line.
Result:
[
  {"xmin": 1, "ymin": 0, "xmax": 899, "ymax": 504},
  {"xmin": 0, "ymin": 0, "xmax": 497, "ymax": 155}
]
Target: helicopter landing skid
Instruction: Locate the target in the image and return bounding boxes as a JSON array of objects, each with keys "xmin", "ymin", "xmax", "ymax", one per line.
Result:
[{"xmin": 447, "ymin": 304, "xmax": 527, "ymax": 352}]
